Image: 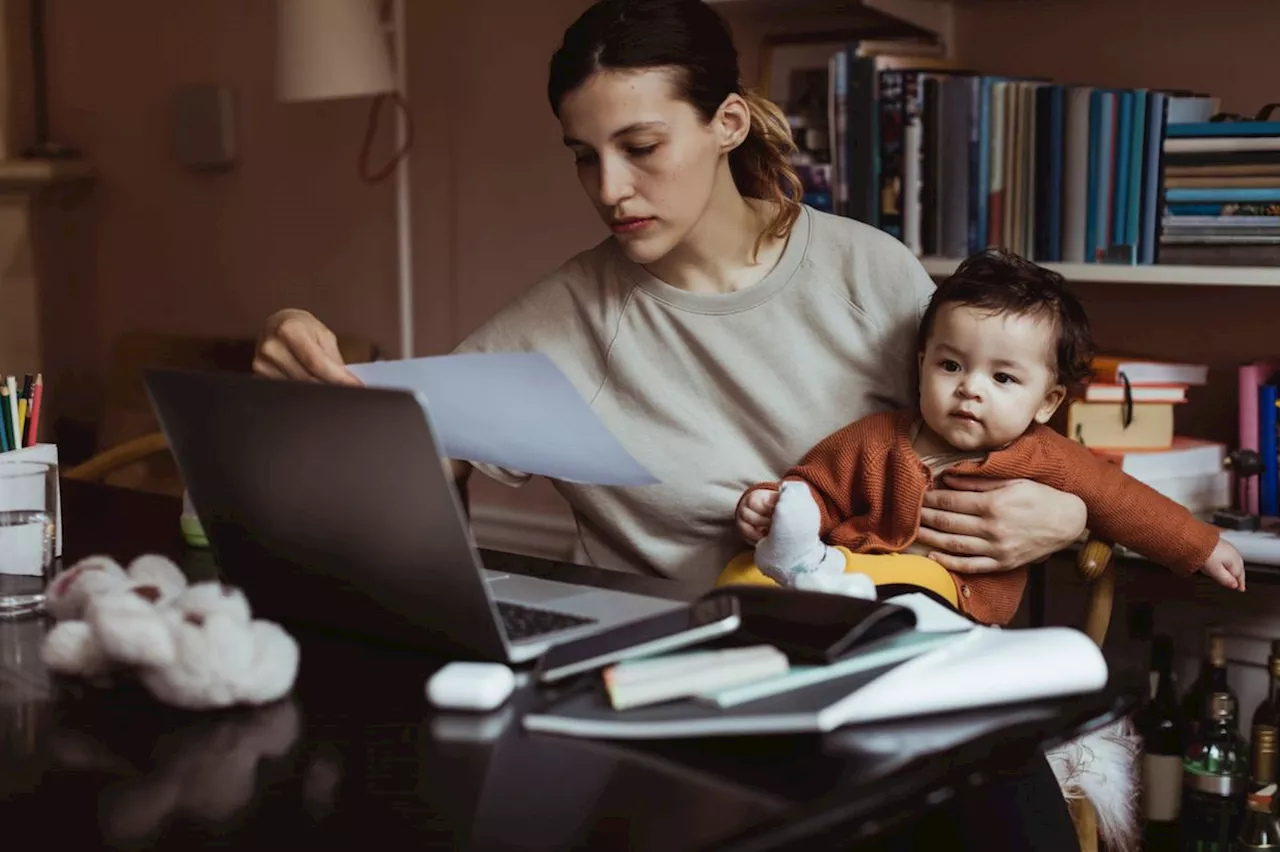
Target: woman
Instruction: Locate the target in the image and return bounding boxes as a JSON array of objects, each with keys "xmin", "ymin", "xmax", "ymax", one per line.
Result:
[{"xmin": 256, "ymin": 1, "xmax": 1085, "ymax": 847}]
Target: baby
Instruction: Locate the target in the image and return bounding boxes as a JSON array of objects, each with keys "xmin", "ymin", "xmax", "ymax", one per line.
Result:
[{"xmin": 726, "ymin": 249, "xmax": 1244, "ymax": 625}]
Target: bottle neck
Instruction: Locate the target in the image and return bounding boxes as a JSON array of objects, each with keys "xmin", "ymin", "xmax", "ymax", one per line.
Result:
[{"xmin": 1154, "ymin": 666, "xmax": 1178, "ymax": 705}]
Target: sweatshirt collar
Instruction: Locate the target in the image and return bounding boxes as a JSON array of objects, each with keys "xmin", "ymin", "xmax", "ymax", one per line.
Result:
[{"xmin": 615, "ymin": 206, "xmax": 812, "ymax": 315}]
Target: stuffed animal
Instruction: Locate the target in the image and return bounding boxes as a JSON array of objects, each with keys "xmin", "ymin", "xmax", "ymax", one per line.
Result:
[{"xmin": 40, "ymin": 554, "xmax": 300, "ymax": 710}]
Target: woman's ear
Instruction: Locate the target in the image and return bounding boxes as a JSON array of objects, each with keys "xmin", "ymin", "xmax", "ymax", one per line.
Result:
[
  {"xmin": 714, "ymin": 93, "xmax": 751, "ymax": 153},
  {"xmin": 1034, "ymin": 384, "xmax": 1068, "ymax": 425}
]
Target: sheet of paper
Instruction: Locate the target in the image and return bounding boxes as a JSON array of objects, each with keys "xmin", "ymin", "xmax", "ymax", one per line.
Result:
[{"xmin": 348, "ymin": 352, "xmax": 658, "ymax": 486}]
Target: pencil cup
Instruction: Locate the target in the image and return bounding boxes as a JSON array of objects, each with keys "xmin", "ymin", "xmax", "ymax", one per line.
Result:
[
  {"xmin": 0, "ymin": 443, "xmax": 61, "ymax": 557},
  {"xmin": 0, "ymin": 460, "xmax": 57, "ymax": 618}
]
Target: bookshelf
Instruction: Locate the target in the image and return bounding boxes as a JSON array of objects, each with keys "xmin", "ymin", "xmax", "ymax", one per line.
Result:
[
  {"xmin": 920, "ymin": 258, "xmax": 1280, "ymax": 288},
  {"xmin": 719, "ymin": 0, "xmax": 1280, "ymax": 287}
]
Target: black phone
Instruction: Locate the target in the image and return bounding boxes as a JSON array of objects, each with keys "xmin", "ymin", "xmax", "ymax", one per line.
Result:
[
  {"xmin": 534, "ymin": 593, "xmax": 742, "ymax": 684},
  {"xmin": 704, "ymin": 585, "xmax": 919, "ymax": 663}
]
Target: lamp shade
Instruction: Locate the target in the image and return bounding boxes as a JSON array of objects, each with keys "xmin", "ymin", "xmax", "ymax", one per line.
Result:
[{"xmin": 276, "ymin": 0, "xmax": 395, "ymax": 102}]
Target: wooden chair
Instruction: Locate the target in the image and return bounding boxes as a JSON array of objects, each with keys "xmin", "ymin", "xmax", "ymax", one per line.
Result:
[
  {"xmin": 1065, "ymin": 538, "xmax": 1121, "ymax": 852},
  {"xmin": 62, "ymin": 330, "xmax": 378, "ymax": 493}
]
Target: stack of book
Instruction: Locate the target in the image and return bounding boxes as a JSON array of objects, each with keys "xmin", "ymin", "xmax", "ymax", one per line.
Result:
[
  {"xmin": 1159, "ymin": 118, "xmax": 1280, "ymax": 267},
  {"xmin": 1068, "ymin": 356, "xmax": 1228, "ymax": 515}
]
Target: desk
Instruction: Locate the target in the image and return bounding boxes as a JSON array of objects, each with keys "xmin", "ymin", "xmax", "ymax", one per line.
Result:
[{"xmin": 0, "ymin": 480, "xmax": 1136, "ymax": 851}]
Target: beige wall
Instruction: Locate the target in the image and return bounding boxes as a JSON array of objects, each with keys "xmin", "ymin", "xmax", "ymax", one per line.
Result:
[{"xmin": 44, "ymin": 0, "xmax": 600, "ymax": 396}]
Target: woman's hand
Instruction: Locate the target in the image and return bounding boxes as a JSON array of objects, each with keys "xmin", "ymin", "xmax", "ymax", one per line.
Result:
[
  {"xmin": 253, "ymin": 309, "xmax": 361, "ymax": 385},
  {"xmin": 914, "ymin": 475, "xmax": 1087, "ymax": 574}
]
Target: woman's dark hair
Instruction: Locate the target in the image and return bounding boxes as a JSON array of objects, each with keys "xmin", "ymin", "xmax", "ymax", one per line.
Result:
[
  {"xmin": 547, "ymin": 0, "xmax": 802, "ymax": 255},
  {"xmin": 917, "ymin": 248, "xmax": 1096, "ymax": 388}
]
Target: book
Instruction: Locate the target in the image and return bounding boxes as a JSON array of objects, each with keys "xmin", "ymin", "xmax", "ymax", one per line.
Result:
[
  {"xmin": 1090, "ymin": 356, "xmax": 1209, "ymax": 386},
  {"xmin": 1066, "ymin": 401, "xmax": 1174, "ymax": 450},
  {"xmin": 522, "ymin": 622, "xmax": 1108, "ymax": 740},
  {"xmin": 604, "ymin": 645, "xmax": 789, "ymax": 711},
  {"xmin": 1081, "ymin": 383, "xmax": 1187, "ymax": 404},
  {"xmin": 695, "ymin": 629, "xmax": 956, "ymax": 710},
  {"xmin": 1238, "ymin": 361, "xmax": 1280, "ymax": 514},
  {"xmin": 1091, "ymin": 438, "xmax": 1226, "ymax": 480}
]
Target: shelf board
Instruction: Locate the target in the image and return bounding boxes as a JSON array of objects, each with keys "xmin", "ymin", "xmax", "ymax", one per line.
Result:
[{"xmin": 920, "ymin": 257, "xmax": 1280, "ymax": 287}]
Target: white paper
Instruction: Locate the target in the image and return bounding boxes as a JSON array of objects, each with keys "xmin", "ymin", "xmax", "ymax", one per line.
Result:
[
  {"xmin": 824, "ymin": 626, "xmax": 1108, "ymax": 727},
  {"xmin": 348, "ymin": 353, "xmax": 658, "ymax": 486}
]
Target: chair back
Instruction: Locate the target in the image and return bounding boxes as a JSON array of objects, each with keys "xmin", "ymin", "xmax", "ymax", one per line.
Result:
[{"xmin": 92, "ymin": 330, "xmax": 378, "ymax": 494}]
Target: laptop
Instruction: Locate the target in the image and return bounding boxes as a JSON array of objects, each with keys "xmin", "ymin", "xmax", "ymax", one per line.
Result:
[{"xmin": 142, "ymin": 368, "xmax": 684, "ymax": 664}]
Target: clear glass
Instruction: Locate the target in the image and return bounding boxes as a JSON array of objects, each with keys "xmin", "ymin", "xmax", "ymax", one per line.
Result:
[{"xmin": 0, "ymin": 461, "xmax": 56, "ymax": 618}]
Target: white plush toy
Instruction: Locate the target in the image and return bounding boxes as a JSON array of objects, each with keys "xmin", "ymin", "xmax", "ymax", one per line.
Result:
[{"xmin": 41, "ymin": 554, "xmax": 300, "ymax": 710}]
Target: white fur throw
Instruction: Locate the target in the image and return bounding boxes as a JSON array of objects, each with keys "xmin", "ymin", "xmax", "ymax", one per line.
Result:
[
  {"xmin": 1046, "ymin": 717, "xmax": 1142, "ymax": 852},
  {"xmin": 41, "ymin": 554, "xmax": 299, "ymax": 710}
]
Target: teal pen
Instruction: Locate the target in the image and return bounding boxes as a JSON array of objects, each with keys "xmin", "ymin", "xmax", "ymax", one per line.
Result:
[{"xmin": 0, "ymin": 385, "xmax": 10, "ymax": 452}]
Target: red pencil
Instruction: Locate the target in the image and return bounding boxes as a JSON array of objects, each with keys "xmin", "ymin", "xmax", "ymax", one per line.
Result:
[{"xmin": 24, "ymin": 373, "xmax": 41, "ymax": 447}]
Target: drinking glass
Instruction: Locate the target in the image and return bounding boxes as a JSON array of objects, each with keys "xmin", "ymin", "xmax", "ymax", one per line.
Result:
[{"xmin": 0, "ymin": 461, "xmax": 57, "ymax": 618}]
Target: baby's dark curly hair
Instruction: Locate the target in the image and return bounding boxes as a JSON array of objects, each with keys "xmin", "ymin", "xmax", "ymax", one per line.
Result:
[{"xmin": 916, "ymin": 248, "xmax": 1096, "ymax": 388}]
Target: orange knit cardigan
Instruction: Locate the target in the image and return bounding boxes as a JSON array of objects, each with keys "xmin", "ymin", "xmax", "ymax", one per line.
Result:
[{"xmin": 746, "ymin": 409, "xmax": 1220, "ymax": 625}]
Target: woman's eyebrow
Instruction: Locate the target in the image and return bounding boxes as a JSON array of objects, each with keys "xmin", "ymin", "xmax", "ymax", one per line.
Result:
[{"xmin": 563, "ymin": 121, "xmax": 669, "ymax": 147}]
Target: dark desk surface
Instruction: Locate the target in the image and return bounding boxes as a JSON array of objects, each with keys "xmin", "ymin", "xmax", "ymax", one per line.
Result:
[{"xmin": 0, "ymin": 480, "xmax": 1137, "ymax": 851}]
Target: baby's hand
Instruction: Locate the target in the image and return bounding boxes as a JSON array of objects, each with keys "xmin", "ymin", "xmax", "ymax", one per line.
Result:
[
  {"xmin": 1200, "ymin": 538, "xmax": 1246, "ymax": 592},
  {"xmin": 736, "ymin": 489, "xmax": 779, "ymax": 545}
]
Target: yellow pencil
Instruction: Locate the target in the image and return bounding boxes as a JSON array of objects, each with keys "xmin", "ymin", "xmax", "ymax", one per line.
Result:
[{"xmin": 16, "ymin": 398, "xmax": 26, "ymax": 445}]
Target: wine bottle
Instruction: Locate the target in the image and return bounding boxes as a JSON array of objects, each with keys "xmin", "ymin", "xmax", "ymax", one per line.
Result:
[
  {"xmin": 1236, "ymin": 776, "xmax": 1280, "ymax": 850},
  {"xmin": 1254, "ymin": 640, "xmax": 1280, "ymax": 732},
  {"xmin": 1183, "ymin": 692, "xmax": 1249, "ymax": 851},
  {"xmin": 1184, "ymin": 627, "xmax": 1232, "ymax": 740},
  {"xmin": 1137, "ymin": 635, "xmax": 1184, "ymax": 830}
]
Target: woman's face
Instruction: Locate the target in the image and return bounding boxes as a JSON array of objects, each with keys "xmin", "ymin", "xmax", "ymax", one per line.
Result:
[{"xmin": 558, "ymin": 68, "xmax": 729, "ymax": 265}]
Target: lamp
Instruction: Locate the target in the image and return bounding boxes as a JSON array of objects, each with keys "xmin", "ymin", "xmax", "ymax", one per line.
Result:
[
  {"xmin": 276, "ymin": 0, "xmax": 394, "ymax": 102},
  {"xmin": 276, "ymin": 0, "xmax": 416, "ymax": 359}
]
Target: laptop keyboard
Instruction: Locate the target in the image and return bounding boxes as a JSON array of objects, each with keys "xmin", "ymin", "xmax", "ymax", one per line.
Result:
[{"xmin": 497, "ymin": 601, "xmax": 596, "ymax": 641}]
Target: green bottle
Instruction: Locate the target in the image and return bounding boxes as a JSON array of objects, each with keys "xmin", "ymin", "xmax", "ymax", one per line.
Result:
[{"xmin": 1184, "ymin": 692, "xmax": 1249, "ymax": 851}]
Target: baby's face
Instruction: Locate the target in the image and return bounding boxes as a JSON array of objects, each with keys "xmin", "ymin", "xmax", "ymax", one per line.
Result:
[{"xmin": 917, "ymin": 304, "xmax": 1066, "ymax": 452}]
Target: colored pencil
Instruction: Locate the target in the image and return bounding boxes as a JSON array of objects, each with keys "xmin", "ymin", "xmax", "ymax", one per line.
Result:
[
  {"xmin": 25, "ymin": 373, "xmax": 42, "ymax": 447},
  {"xmin": 0, "ymin": 385, "xmax": 11, "ymax": 452},
  {"xmin": 4, "ymin": 375, "xmax": 16, "ymax": 449},
  {"xmin": 16, "ymin": 398, "xmax": 25, "ymax": 446},
  {"xmin": 18, "ymin": 373, "xmax": 32, "ymax": 446}
]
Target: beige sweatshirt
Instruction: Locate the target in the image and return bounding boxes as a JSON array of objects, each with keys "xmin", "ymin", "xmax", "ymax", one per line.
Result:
[{"xmin": 453, "ymin": 206, "xmax": 936, "ymax": 586}]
